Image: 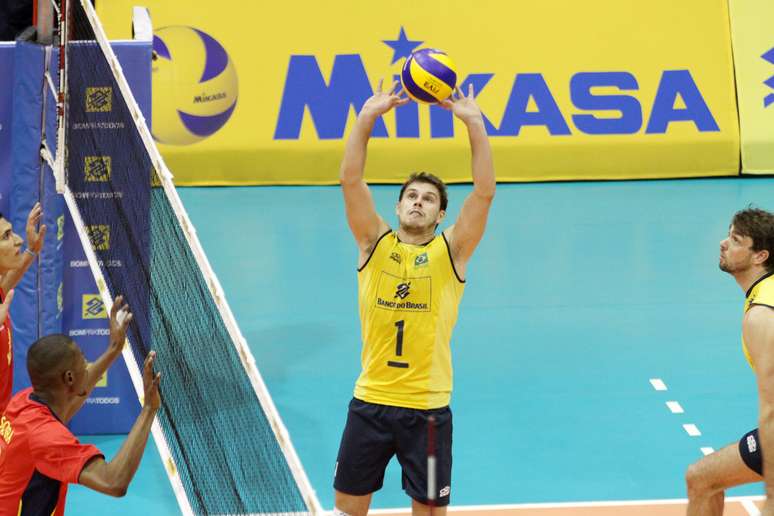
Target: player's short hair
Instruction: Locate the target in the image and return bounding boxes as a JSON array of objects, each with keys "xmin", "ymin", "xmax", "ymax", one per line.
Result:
[
  {"xmin": 732, "ymin": 206, "xmax": 774, "ymax": 272},
  {"xmin": 399, "ymin": 172, "xmax": 448, "ymax": 211},
  {"xmin": 27, "ymin": 334, "xmax": 80, "ymax": 390}
]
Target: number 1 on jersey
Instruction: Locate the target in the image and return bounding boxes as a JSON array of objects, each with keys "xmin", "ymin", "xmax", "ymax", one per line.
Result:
[{"xmin": 388, "ymin": 320, "xmax": 409, "ymax": 369}]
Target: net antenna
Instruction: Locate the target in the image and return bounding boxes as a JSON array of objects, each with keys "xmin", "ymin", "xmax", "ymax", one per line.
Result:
[
  {"xmin": 45, "ymin": 1, "xmax": 323, "ymax": 514},
  {"xmin": 38, "ymin": 0, "xmax": 68, "ymax": 193}
]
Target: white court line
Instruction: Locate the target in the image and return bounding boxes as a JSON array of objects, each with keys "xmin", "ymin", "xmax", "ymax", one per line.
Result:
[
  {"xmin": 666, "ymin": 401, "xmax": 684, "ymax": 413},
  {"xmin": 742, "ymin": 498, "xmax": 761, "ymax": 515},
  {"xmin": 683, "ymin": 424, "xmax": 702, "ymax": 437},
  {"xmin": 367, "ymin": 495, "xmax": 766, "ymax": 513},
  {"xmin": 650, "ymin": 378, "xmax": 668, "ymax": 391},
  {"xmin": 701, "ymin": 447, "xmax": 715, "ymax": 455}
]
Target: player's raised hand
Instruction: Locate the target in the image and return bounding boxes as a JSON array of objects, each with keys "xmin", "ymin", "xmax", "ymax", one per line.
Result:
[
  {"xmin": 440, "ymin": 84, "xmax": 484, "ymax": 126},
  {"xmin": 142, "ymin": 351, "xmax": 161, "ymax": 411},
  {"xmin": 359, "ymin": 79, "xmax": 409, "ymax": 119},
  {"xmin": 108, "ymin": 295, "xmax": 132, "ymax": 351},
  {"xmin": 25, "ymin": 203, "xmax": 46, "ymax": 255}
]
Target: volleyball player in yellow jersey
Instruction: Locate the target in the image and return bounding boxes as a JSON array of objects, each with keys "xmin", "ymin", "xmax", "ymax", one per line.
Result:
[
  {"xmin": 686, "ymin": 207, "xmax": 774, "ymax": 516},
  {"xmin": 333, "ymin": 81, "xmax": 495, "ymax": 516}
]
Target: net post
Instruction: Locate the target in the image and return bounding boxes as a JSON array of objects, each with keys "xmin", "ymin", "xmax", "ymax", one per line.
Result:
[
  {"xmin": 427, "ymin": 414, "xmax": 437, "ymax": 514},
  {"xmin": 53, "ymin": 0, "xmax": 69, "ymax": 194},
  {"xmin": 35, "ymin": 0, "xmax": 55, "ymax": 44}
]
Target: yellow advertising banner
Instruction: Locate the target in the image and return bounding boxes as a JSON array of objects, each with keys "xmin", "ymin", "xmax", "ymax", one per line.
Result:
[
  {"xmin": 98, "ymin": 0, "xmax": 740, "ymax": 185},
  {"xmin": 729, "ymin": 0, "xmax": 774, "ymax": 174}
]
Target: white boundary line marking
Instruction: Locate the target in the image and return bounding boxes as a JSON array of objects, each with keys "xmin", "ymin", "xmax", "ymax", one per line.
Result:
[
  {"xmin": 666, "ymin": 401, "xmax": 684, "ymax": 413},
  {"xmin": 683, "ymin": 424, "xmax": 702, "ymax": 437},
  {"xmin": 701, "ymin": 447, "xmax": 715, "ymax": 455},
  {"xmin": 368, "ymin": 495, "xmax": 766, "ymax": 513},
  {"xmin": 650, "ymin": 378, "xmax": 667, "ymax": 391}
]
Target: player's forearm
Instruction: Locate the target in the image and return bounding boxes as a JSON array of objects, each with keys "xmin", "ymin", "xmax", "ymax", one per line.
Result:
[
  {"xmin": 466, "ymin": 120, "xmax": 495, "ymax": 199},
  {"xmin": 0, "ymin": 252, "xmax": 34, "ymax": 293},
  {"xmin": 340, "ymin": 112, "xmax": 378, "ymax": 184},
  {"xmin": 104, "ymin": 404, "xmax": 157, "ymax": 494},
  {"xmin": 85, "ymin": 343, "xmax": 122, "ymax": 393}
]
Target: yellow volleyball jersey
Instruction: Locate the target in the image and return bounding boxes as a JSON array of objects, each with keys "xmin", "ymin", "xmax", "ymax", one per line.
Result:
[
  {"xmin": 742, "ymin": 271, "xmax": 774, "ymax": 369},
  {"xmin": 354, "ymin": 230, "xmax": 465, "ymax": 409}
]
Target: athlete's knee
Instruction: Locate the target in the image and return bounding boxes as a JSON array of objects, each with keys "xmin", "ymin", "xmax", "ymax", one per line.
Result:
[
  {"xmin": 334, "ymin": 490, "xmax": 371, "ymax": 516},
  {"xmin": 685, "ymin": 460, "xmax": 721, "ymax": 498}
]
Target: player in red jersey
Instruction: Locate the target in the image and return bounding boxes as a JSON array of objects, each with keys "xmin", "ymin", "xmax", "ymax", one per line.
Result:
[
  {"xmin": 0, "ymin": 203, "xmax": 47, "ymax": 412},
  {"xmin": 0, "ymin": 298, "xmax": 161, "ymax": 515}
]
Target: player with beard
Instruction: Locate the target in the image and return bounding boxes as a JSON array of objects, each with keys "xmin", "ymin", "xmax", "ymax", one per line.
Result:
[
  {"xmin": 332, "ymin": 81, "xmax": 495, "ymax": 516},
  {"xmin": 686, "ymin": 207, "xmax": 774, "ymax": 515}
]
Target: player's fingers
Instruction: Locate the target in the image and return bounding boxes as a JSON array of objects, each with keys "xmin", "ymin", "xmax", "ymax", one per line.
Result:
[
  {"xmin": 396, "ymin": 97, "xmax": 411, "ymax": 106},
  {"xmin": 376, "ymin": 78, "xmax": 384, "ymax": 93},
  {"xmin": 2, "ymin": 289, "xmax": 14, "ymax": 308},
  {"xmin": 110, "ymin": 295, "xmax": 123, "ymax": 317},
  {"xmin": 143, "ymin": 351, "xmax": 156, "ymax": 377},
  {"xmin": 38, "ymin": 224, "xmax": 47, "ymax": 240},
  {"xmin": 467, "ymin": 83, "xmax": 474, "ymax": 98}
]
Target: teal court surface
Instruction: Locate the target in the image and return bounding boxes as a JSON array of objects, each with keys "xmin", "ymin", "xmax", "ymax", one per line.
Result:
[{"xmin": 65, "ymin": 177, "xmax": 773, "ymax": 514}]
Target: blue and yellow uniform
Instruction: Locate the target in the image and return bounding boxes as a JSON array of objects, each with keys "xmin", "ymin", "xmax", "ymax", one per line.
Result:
[
  {"xmin": 741, "ymin": 271, "xmax": 774, "ymax": 370},
  {"xmin": 335, "ymin": 230, "xmax": 465, "ymax": 505},
  {"xmin": 355, "ymin": 230, "xmax": 465, "ymax": 410},
  {"xmin": 738, "ymin": 271, "xmax": 774, "ymax": 475}
]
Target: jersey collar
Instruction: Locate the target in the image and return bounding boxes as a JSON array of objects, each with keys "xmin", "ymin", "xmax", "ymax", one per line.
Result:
[
  {"xmin": 746, "ymin": 270, "xmax": 774, "ymax": 299},
  {"xmin": 29, "ymin": 392, "xmax": 63, "ymax": 423}
]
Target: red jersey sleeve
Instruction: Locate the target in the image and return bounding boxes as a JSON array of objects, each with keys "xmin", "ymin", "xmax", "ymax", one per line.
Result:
[{"xmin": 28, "ymin": 419, "xmax": 104, "ymax": 483}]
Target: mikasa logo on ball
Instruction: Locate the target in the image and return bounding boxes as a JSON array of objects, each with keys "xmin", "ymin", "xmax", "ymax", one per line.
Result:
[{"xmin": 194, "ymin": 92, "xmax": 228, "ymax": 104}]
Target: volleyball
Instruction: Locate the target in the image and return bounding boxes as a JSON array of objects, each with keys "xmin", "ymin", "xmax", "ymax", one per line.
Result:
[
  {"xmin": 151, "ymin": 26, "xmax": 238, "ymax": 145},
  {"xmin": 400, "ymin": 48, "xmax": 457, "ymax": 104}
]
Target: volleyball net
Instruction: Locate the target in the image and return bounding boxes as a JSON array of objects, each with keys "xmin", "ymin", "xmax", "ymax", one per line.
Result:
[{"xmin": 38, "ymin": 1, "xmax": 322, "ymax": 513}]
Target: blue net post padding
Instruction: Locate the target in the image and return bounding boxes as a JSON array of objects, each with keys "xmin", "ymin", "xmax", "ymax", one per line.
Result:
[
  {"xmin": 9, "ymin": 42, "xmax": 64, "ymax": 391},
  {"xmin": 0, "ymin": 44, "xmax": 14, "ymax": 215},
  {"xmin": 66, "ymin": 41, "xmax": 153, "ymax": 434}
]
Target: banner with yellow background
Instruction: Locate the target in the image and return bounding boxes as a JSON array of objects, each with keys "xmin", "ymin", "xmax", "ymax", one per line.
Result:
[
  {"xmin": 99, "ymin": 0, "xmax": 740, "ymax": 185},
  {"xmin": 728, "ymin": 0, "xmax": 774, "ymax": 174}
]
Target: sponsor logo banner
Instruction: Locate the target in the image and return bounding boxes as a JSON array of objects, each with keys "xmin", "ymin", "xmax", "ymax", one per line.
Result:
[
  {"xmin": 729, "ymin": 0, "xmax": 774, "ymax": 173},
  {"xmin": 99, "ymin": 0, "xmax": 740, "ymax": 184}
]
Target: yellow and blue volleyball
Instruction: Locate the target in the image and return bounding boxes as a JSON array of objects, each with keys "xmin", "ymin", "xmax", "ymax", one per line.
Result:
[
  {"xmin": 400, "ymin": 48, "xmax": 457, "ymax": 104},
  {"xmin": 151, "ymin": 26, "xmax": 238, "ymax": 146}
]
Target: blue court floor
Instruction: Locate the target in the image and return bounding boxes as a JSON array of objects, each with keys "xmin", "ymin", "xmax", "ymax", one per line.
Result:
[{"xmin": 66, "ymin": 177, "xmax": 773, "ymax": 514}]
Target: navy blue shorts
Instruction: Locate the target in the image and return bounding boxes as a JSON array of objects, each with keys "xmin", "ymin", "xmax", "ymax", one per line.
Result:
[
  {"xmin": 739, "ymin": 428, "xmax": 763, "ymax": 475},
  {"xmin": 334, "ymin": 398, "xmax": 452, "ymax": 506}
]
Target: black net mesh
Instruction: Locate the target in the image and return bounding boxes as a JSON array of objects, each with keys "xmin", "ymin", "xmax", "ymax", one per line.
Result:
[{"xmin": 64, "ymin": 2, "xmax": 311, "ymax": 513}]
